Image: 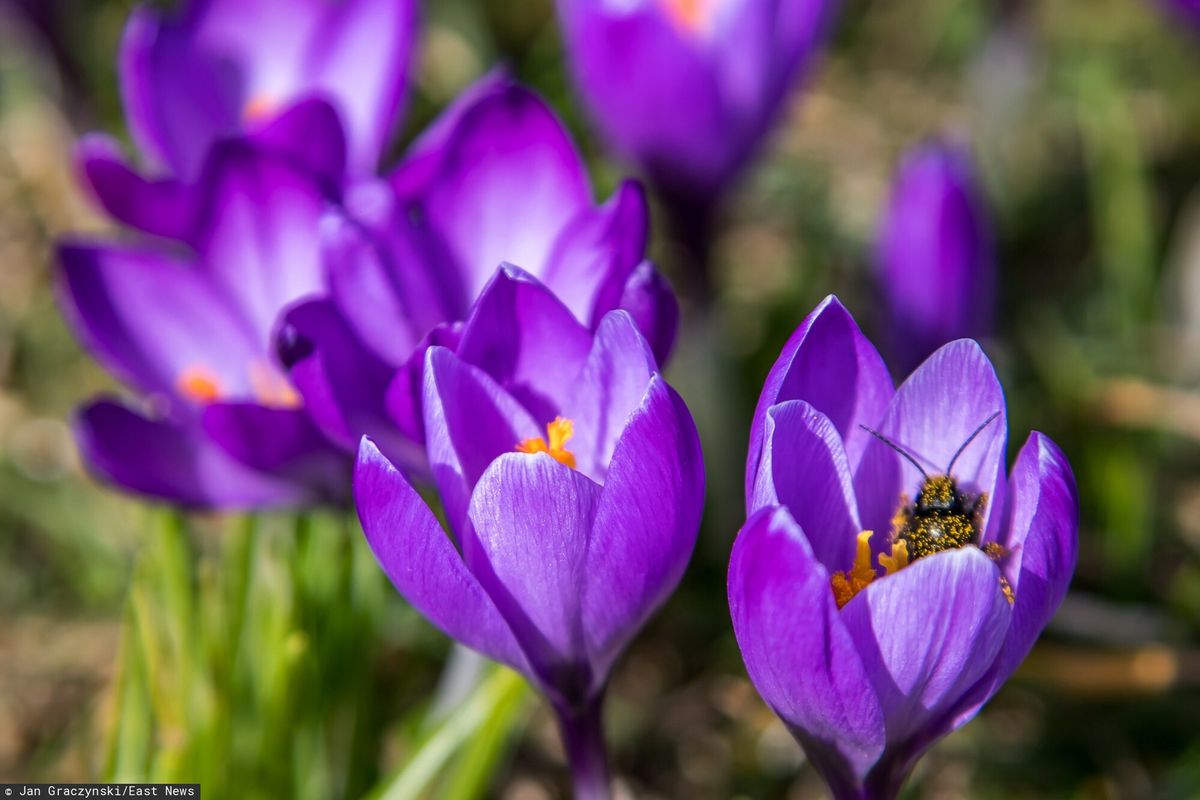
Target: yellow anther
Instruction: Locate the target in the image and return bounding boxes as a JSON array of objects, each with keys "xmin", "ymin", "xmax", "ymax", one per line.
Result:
[
  {"xmin": 879, "ymin": 539, "xmax": 909, "ymax": 575},
  {"xmin": 516, "ymin": 416, "xmax": 577, "ymax": 469},
  {"xmin": 178, "ymin": 366, "xmax": 223, "ymax": 404},
  {"xmin": 831, "ymin": 531, "xmax": 877, "ymax": 609}
]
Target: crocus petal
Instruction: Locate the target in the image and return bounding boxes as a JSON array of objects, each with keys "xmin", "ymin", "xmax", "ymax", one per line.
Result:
[
  {"xmin": 394, "ymin": 78, "xmax": 591, "ymax": 300},
  {"xmin": 282, "ymin": 298, "xmax": 412, "ymax": 463},
  {"xmin": 74, "ymin": 134, "xmax": 195, "ymax": 239},
  {"xmin": 467, "ymin": 452, "xmax": 603, "ymax": 695},
  {"xmin": 556, "ymin": 0, "xmax": 725, "ymax": 195},
  {"xmin": 729, "ymin": 506, "xmax": 885, "ymax": 793},
  {"xmin": 905, "ymin": 432, "xmax": 1079, "ymax": 774},
  {"xmin": 540, "ymin": 179, "xmax": 649, "ymax": 327},
  {"xmin": 57, "ymin": 242, "xmax": 260, "ymax": 400},
  {"xmin": 750, "ymin": 400, "xmax": 862, "ymax": 574},
  {"xmin": 746, "ymin": 295, "xmax": 893, "ymax": 505},
  {"xmin": 582, "ymin": 375, "xmax": 704, "ymax": 677},
  {"xmin": 192, "ymin": 143, "xmax": 328, "ymax": 341},
  {"xmin": 423, "ymin": 347, "xmax": 541, "ymax": 541},
  {"xmin": 840, "ymin": 547, "xmax": 1011, "ymax": 748},
  {"xmin": 455, "ymin": 267, "xmax": 593, "ymax": 425},
  {"xmin": 617, "ymin": 260, "xmax": 680, "ymax": 366},
  {"xmin": 562, "ymin": 311, "xmax": 658, "ymax": 482},
  {"xmin": 119, "ymin": 0, "xmax": 415, "ymax": 177},
  {"xmin": 383, "ymin": 322, "xmax": 462, "ymax": 443},
  {"xmin": 201, "ymin": 401, "xmax": 351, "ymax": 502},
  {"xmin": 249, "ymin": 97, "xmax": 348, "ymax": 186},
  {"xmin": 76, "ymin": 398, "xmax": 310, "ymax": 508},
  {"xmin": 853, "ymin": 339, "xmax": 1007, "ymax": 543},
  {"xmin": 354, "ymin": 438, "xmax": 530, "ymax": 674}
]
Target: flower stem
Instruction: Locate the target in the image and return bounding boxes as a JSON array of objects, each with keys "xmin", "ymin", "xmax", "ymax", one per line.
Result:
[{"xmin": 554, "ymin": 695, "xmax": 612, "ymax": 800}]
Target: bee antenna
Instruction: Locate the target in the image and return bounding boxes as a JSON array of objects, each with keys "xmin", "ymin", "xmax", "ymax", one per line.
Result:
[
  {"xmin": 945, "ymin": 411, "xmax": 1002, "ymax": 476},
  {"xmin": 859, "ymin": 424, "xmax": 929, "ymax": 480}
]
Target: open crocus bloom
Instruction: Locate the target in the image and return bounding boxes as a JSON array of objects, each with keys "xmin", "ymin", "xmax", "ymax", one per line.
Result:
[
  {"xmin": 355, "ymin": 269, "xmax": 703, "ymax": 791},
  {"xmin": 730, "ymin": 296, "xmax": 1077, "ymax": 799},
  {"xmin": 282, "ymin": 74, "xmax": 679, "ymax": 475},
  {"xmin": 556, "ymin": 0, "xmax": 832, "ymax": 204},
  {"xmin": 76, "ymin": 0, "xmax": 415, "ymax": 236},
  {"xmin": 877, "ymin": 141, "xmax": 993, "ymax": 373},
  {"xmin": 58, "ymin": 139, "xmax": 349, "ymax": 508}
]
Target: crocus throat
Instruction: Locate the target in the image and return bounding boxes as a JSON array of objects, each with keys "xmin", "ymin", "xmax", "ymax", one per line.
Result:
[
  {"xmin": 831, "ymin": 531, "xmax": 909, "ymax": 609},
  {"xmin": 516, "ymin": 416, "xmax": 577, "ymax": 469}
]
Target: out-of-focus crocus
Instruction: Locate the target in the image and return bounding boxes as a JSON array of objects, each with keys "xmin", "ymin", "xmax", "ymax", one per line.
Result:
[
  {"xmin": 76, "ymin": 0, "xmax": 416, "ymax": 236},
  {"xmin": 57, "ymin": 137, "xmax": 350, "ymax": 508},
  {"xmin": 555, "ymin": 0, "xmax": 832, "ymax": 212},
  {"xmin": 355, "ymin": 269, "xmax": 704, "ymax": 797},
  {"xmin": 1156, "ymin": 0, "xmax": 1200, "ymax": 34},
  {"xmin": 877, "ymin": 141, "xmax": 994, "ymax": 374},
  {"xmin": 282, "ymin": 74, "xmax": 679, "ymax": 475},
  {"xmin": 731, "ymin": 296, "xmax": 1077, "ymax": 799}
]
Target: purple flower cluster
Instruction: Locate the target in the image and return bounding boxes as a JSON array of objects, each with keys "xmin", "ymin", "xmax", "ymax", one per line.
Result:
[{"xmin": 54, "ymin": 1, "xmax": 1078, "ymax": 796}]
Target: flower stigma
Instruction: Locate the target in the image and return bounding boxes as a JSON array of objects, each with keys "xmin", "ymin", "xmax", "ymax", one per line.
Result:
[
  {"xmin": 661, "ymin": 0, "xmax": 715, "ymax": 35},
  {"xmin": 176, "ymin": 362, "xmax": 303, "ymax": 408},
  {"xmin": 830, "ymin": 530, "xmax": 909, "ymax": 609},
  {"xmin": 516, "ymin": 416, "xmax": 577, "ymax": 469}
]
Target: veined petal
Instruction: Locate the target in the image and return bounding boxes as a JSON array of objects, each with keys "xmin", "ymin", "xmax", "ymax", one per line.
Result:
[
  {"xmin": 455, "ymin": 267, "xmax": 593, "ymax": 426},
  {"xmin": 750, "ymin": 400, "xmax": 862, "ymax": 574},
  {"xmin": 395, "ymin": 78, "xmax": 591, "ymax": 300},
  {"xmin": 466, "ymin": 452, "xmax": 602, "ymax": 698},
  {"xmin": 354, "ymin": 439, "xmax": 530, "ymax": 674},
  {"xmin": 76, "ymin": 398, "xmax": 312, "ymax": 508},
  {"xmin": 617, "ymin": 260, "xmax": 680, "ymax": 366},
  {"xmin": 840, "ymin": 546, "xmax": 1011, "ymax": 748},
  {"xmin": 562, "ymin": 311, "xmax": 658, "ymax": 482},
  {"xmin": 422, "ymin": 346, "xmax": 541, "ymax": 542},
  {"xmin": 582, "ymin": 375, "xmax": 704, "ymax": 675},
  {"xmin": 729, "ymin": 506, "xmax": 885, "ymax": 793},
  {"xmin": 747, "ymin": 295, "xmax": 893, "ymax": 506},
  {"xmin": 541, "ymin": 179, "xmax": 650, "ymax": 327},
  {"xmin": 854, "ymin": 339, "xmax": 1007, "ymax": 543}
]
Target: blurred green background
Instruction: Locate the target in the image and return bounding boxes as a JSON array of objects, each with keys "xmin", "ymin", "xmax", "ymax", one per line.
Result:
[{"xmin": 2, "ymin": 0, "xmax": 1200, "ymax": 797}]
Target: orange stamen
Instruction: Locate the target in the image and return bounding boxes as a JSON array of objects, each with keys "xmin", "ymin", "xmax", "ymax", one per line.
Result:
[
  {"xmin": 662, "ymin": 0, "xmax": 710, "ymax": 33},
  {"xmin": 243, "ymin": 93, "xmax": 276, "ymax": 123},
  {"xmin": 178, "ymin": 366, "xmax": 222, "ymax": 404},
  {"xmin": 831, "ymin": 531, "xmax": 912, "ymax": 609},
  {"xmin": 516, "ymin": 416, "xmax": 577, "ymax": 469}
]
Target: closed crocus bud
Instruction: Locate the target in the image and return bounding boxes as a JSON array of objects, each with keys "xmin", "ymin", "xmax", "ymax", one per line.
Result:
[
  {"xmin": 877, "ymin": 142, "xmax": 994, "ymax": 375},
  {"xmin": 731, "ymin": 296, "xmax": 1077, "ymax": 799},
  {"xmin": 58, "ymin": 137, "xmax": 351, "ymax": 509},
  {"xmin": 76, "ymin": 0, "xmax": 416, "ymax": 235},
  {"xmin": 555, "ymin": 0, "xmax": 833, "ymax": 211},
  {"xmin": 355, "ymin": 269, "xmax": 704, "ymax": 799}
]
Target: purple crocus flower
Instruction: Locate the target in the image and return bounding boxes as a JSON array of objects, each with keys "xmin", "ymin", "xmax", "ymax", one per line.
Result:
[
  {"xmin": 1156, "ymin": 0, "xmax": 1200, "ymax": 33},
  {"xmin": 877, "ymin": 141, "xmax": 994, "ymax": 374},
  {"xmin": 77, "ymin": 0, "xmax": 416, "ymax": 235},
  {"xmin": 731, "ymin": 296, "xmax": 1077, "ymax": 798},
  {"xmin": 57, "ymin": 135, "xmax": 350, "ymax": 508},
  {"xmin": 355, "ymin": 269, "xmax": 704, "ymax": 796},
  {"xmin": 281, "ymin": 74, "xmax": 679, "ymax": 475},
  {"xmin": 555, "ymin": 0, "xmax": 833, "ymax": 209}
]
